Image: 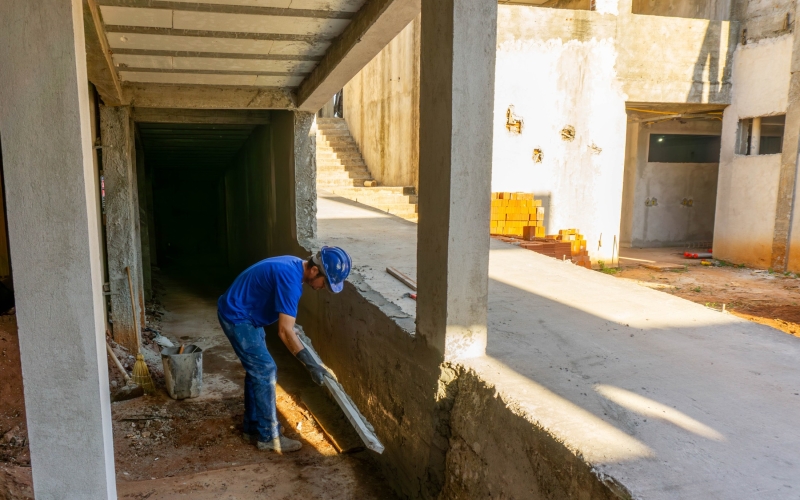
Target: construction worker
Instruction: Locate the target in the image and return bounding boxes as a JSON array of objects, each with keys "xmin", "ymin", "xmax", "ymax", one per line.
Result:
[{"xmin": 217, "ymin": 246, "xmax": 352, "ymax": 453}]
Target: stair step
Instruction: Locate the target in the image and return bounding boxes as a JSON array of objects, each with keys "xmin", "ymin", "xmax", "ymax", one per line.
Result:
[
  {"xmin": 317, "ymin": 149, "xmax": 361, "ymax": 157},
  {"xmin": 317, "ymin": 151, "xmax": 364, "ymax": 160},
  {"xmin": 318, "ymin": 171, "xmax": 373, "ymax": 181},
  {"xmin": 318, "ymin": 129, "xmax": 351, "ymax": 137},
  {"xmin": 318, "ymin": 161, "xmax": 367, "ymax": 169},
  {"xmin": 317, "ymin": 164, "xmax": 369, "ymax": 173},
  {"xmin": 316, "ymin": 117, "xmax": 346, "ymax": 123},
  {"xmin": 324, "ymin": 186, "xmax": 416, "ymax": 196},
  {"xmin": 319, "ymin": 135, "xmax": 356, "ymax": 143}
]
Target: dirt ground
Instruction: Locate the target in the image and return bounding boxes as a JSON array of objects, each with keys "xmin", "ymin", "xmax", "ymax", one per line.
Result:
[
  {"xmin": 0, "ymin": 271, "xmax": 396, "ymax": 499},
  {"xmin": 0, "ymin": 315, "xmax": 32, "ymax": 500},
  {"xmin": 614, "ymin": 247, "xmax": 800, "ymax": 337}
]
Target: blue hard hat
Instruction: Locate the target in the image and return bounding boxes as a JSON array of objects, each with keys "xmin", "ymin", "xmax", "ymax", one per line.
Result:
[{"xmin": 315, "ymin": 246, "xmax": 351, "ymax": 293}]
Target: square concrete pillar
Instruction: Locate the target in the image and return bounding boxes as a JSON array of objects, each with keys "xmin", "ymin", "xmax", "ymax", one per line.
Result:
[
  {"xmin": 416, "ymin": 0, "xmax": 497, "ymax": 361},
  {"xmin": 101, "ymin": 105, "xmax": 146, "ymax": 352},
  {"xmin": 0, "ymin": 1, "xmax": 116, "ymax": 497}
]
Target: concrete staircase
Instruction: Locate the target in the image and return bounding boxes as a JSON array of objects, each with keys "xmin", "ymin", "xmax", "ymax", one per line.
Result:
[{"xmin": 316, "ymin": 117, "xmax": 418, "ymax": 222}]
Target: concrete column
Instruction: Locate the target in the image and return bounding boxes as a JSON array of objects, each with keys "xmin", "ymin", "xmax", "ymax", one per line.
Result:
[
  {"xmin": 101, "ymin": 105, "xmax": 145, "ymax": 352},
  {"xmin": 750, "ymin": 117, "xmax": 761, "ymax": 155},
  {"xmin": 771, "ymin": 2, "xmax": 800, "ymax": 271},
  {"xmin": 416, "ymin": 0, "xmax": 497, "ymax": 361},
  {"xmin": 294, "ymin": 111, "xmax": 317, "ymax": 250},
  {"xmin": 0, "ymin": 1, "xmax": 116, "ymax": 497}
]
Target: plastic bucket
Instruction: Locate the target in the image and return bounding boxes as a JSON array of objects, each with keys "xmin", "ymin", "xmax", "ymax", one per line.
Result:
[{"xmin": 161, "ymin": 345, "xmax": 203, "ymax": 399}]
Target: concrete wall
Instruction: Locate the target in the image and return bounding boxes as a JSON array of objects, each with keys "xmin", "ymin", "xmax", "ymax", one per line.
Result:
[
  {"xmin": 224, "ymin": 111, "xmax": 314, "ymax": 273},
  {"xmin": 225, "ymin": 125, "xmax": 274, "ymax": 272},
  {"xmin": 494, "ymin": 7, "xmax": 626, "ymax": 263},
  {"xmin": 441, "ymin": 366, "xmax": 628, "ymax": 500},
  {"xmin": 618, "ymin": 14, "xmax": 735, "ymax": 104},
  {"xmin": 298, "ymin": 281, "xmax": 447, "ymax": 499},
  {"xmin": 735, "ymin": 0, "xmax": 795, "ymax": 42},
  {"xmin": 621, "ymin": 120, "xmax": 721, "ymax": 247},
  {"xmin": 343, "ymin": 17, "xmax": 420, "ymax": 191},
  {"xmin": 342, "ymin": 3, "xmax": 736, "ymax": 264},
  {"xmin": 632, "ymin": 0, "xmax": 732, "ymax": 20},
  {"xmin": 714, "ymin": 34, "xmax": 792, "ymax": 266}
]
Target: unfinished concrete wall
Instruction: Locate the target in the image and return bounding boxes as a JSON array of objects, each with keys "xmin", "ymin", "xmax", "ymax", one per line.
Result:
[
  {"xmin": 298, "ymin": 283, "xmax": 446, "ymax": 499},
  {"xmin": 632, "ymin": 0, "xmax": 732, "ymax": 20},
  {"xmin": 342, "ymin": 3, "xmax": 736, "ymax": 264},
  {"xmin": 225, "ymin": 125, "xmax": 274, "ymax": 272},
  {"xmin": 714, "ymin": 34, "xmax": 792, "ymax": 266},
  {"xmin": 343, "ymin": 17, "xmax": 420, "ymax": 191},
  {"xmin": 622, "ymin": 120, "xmax": 721, "ymax": 247},
  {"xmin": 494, "ymin": 7, "xmax": 625, "ymax": 263},
  {"xmin": 735, "ymin": 0, "xmax": 795, "ymax": 42},
  {"xmin": 441, "ymin": 365, "xmax": 628, "ymax": 500},
  {"xmin": 618, "ymin": 15, "xmax": 735, "ymax": 103},
  {"xmin": 224, "ymin": 111, "xmax": 314, "ymax": 272}
]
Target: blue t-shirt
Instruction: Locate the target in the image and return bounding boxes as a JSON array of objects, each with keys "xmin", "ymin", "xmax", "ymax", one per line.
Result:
[{"xmin": 218, "ymin": 256, "xmax": 305, "ymax": 327}]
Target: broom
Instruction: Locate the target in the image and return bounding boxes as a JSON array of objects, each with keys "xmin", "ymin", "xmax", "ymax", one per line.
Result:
[{"xmin": 127, "ymin": 266, "xmax": 155, "ymax": 395}]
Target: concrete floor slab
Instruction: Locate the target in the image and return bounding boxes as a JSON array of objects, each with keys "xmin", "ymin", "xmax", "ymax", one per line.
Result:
[{"xmin": 317, "ymin": 191, "xmax": 800, "ymax": 499}]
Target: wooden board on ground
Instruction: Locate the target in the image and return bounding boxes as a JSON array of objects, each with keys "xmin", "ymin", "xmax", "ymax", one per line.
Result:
[{"xmin": 642, "ymin": 262, "xmax": 686, "ymax": 271}]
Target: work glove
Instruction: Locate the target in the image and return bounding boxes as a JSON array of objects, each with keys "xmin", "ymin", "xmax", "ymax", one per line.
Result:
[{"xmin": 296, "ymin": 348, "xmax": 328, "ymax": 386}]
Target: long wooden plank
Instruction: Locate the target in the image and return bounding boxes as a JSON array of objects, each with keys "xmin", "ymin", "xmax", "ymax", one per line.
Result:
[
  {"xmin": 296, "ymin": 332, "xmax": 384, "ymax": 454},
  {"xmin": 87, "ymin": 0, "xmax": 125, "ymax": 103},
  {"xmin": 386, "ymin": 266, "xmax": 416, "ymax": 291}
]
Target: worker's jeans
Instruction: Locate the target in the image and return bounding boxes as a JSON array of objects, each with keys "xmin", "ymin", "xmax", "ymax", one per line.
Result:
[{"xmin": 217, "ymin": 312, "xmax": 280, "ymax": 442}]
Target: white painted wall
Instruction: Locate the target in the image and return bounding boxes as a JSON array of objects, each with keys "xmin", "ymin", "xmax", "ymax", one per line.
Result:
[
  {"xmin": 493, "ymin": 7, "xmax": 627, "ymax": 263},
  {"xmin": 714, "ymin": 34, "xmax": 792, "ymax": 267}
]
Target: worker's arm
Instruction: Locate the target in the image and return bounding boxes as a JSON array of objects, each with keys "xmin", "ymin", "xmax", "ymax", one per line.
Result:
[
  {"xmin": 277, "ymin": 313, "xmax": 303, "ymax": 354},
  {"xmin": 277, "ymin": 313, "xmax": 328, "ymax": 386}
]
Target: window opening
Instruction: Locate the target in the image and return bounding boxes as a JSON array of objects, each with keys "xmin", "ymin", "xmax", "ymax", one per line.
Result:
[
  {"xmin": 648, "ymin": 134, "xmax": 721, "ymax": 163},
  {"xmin": 736, "ymin": 115, "xmax": 785, "ymax": 156}
]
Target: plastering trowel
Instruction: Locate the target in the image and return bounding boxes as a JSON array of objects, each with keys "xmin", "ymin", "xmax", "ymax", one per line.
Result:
[{"xmin": 295, "ymin": 327, "xmax": 384, "ymax": 454}]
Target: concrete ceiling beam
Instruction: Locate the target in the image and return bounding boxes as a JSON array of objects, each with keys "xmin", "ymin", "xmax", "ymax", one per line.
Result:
[
  {"xmin": 296, "ymin": 0, "xmax": 420, "ymax": 112},
  {"xmin": 123, "ymin": 83, "xmax": 296, "ymax": 108},
  {"xmin": 95, "ymin": 0, "xmax": 357, "ymax": 19}
]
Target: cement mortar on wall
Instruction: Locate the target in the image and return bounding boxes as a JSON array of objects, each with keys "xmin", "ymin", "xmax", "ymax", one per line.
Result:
[
  {"xmin": 714, "ymin": 34, "xmax": 792, "ymax": 266},
  {"xmin": 494, "ymin": 7, "xmax": 627, "ymax": 263}
]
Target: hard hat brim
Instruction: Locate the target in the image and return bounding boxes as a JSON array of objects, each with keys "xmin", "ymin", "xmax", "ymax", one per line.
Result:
[{"xmin": 328, "ymin": 279, "xmax": 344, "ymax": 293}]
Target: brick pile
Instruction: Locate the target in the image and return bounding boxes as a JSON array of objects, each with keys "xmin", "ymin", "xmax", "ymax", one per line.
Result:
[
  {"xmin": 490, "ymin": 192, "xmax": 545, "ymax": 238},
  {"xmin": 556, "ymin": 229, "xmax": 591, "ymax": 269}
]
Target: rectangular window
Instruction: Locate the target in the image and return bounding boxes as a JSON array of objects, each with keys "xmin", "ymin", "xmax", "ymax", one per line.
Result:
[
  {"xmin": 648, "ymin": 134, "xmax": 721, "ymax": 163},
  {"xmin": 736, "ymin": 115, "xmax": 785, "ymax": 156}
]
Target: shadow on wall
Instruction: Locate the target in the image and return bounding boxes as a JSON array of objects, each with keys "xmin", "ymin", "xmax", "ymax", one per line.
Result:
[{"xmin": 687, "ymin": 19, "xmax": 737, "ymax": 103}]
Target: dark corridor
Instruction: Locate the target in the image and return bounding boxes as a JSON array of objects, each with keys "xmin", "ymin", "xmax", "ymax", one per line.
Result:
[{"xmin": 140, "ymin": 122, "xmax": 256, "ymax": 273}]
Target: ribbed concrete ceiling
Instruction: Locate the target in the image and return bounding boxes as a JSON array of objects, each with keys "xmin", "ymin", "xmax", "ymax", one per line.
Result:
[
  {"xmin": 138, "ymin": 122, "xmax": 256, "ymax": 171},
  {"xmin": 96, "ymin": 0, "xmax": 366, "ymax": 89}
]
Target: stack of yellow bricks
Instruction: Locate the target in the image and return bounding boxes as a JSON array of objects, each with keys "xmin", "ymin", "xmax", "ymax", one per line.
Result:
[
  {"xmin": 557, "ymin": 229, "xmax": 591, "ymax": 268},
  {"xmin": 490, "ymin": 192, "xmax": 545, "ymax": 238}
]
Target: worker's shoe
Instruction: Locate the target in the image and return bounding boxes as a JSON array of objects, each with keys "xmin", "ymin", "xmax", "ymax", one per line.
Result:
[
  {"xmin": 242, "ymin": 426, "xmax": 283, "ymax": 443},
  {"xmin": 257, "ymin": 434, "xmax": 302, "ymax": 453}
]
